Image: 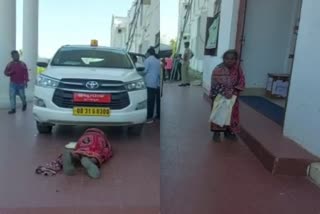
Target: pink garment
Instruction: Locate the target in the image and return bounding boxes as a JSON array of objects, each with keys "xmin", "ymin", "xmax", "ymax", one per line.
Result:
[{"xmin": 164, "ymin": 57, "xmax": 173, "ymax": 70}]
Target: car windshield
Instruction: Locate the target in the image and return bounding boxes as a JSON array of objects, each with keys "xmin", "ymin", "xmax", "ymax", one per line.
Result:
[
  {"xmin": 51, "ymin": 48, "xmax": 134, "ymax": 69},
  {"xmin": 129, "ymin": 53, "xmax": 145, "ymax": 65}
]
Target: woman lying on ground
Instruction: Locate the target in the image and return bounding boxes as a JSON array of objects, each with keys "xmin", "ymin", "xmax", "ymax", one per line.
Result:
[
  {"xmin": 63, "ymin": 128, "xmax": 112, "ymax": 179},
  {"xmin": 210, "ymin": 50, "xmax": 246, "ymax": 142}
]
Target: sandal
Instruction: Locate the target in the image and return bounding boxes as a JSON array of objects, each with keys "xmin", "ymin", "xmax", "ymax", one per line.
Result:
[
  {"xmin": 213, "ymin": 132, "xmax": 221, "ymax": 143},
  {"xmin": 224, "ymin": 131, "xmax": 238, "ymax": 141}
]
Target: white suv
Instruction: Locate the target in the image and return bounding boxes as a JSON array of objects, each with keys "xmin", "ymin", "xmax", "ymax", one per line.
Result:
[{"xmin": 33, "ymin": 44, "xmax": 147, "ymax": 135}]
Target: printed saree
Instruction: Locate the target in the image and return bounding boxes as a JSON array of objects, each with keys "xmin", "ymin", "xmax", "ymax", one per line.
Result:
[{"xmin": 210, "ymin": 63, "xmax": 245, "ymax": 133}]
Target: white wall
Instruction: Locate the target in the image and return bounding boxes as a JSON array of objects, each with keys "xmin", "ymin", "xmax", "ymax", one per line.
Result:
[
  {"xmin": 202, "ymin": 0, "xmax": 239, "ymax": 94},
  {"xmin": 144, "ymin": 0, "xmax": 160, "ymax": 50},
  {"xmin": 241, "ymin": 0, "xmax": 297, "ymax": 88},
  {"xmin": 284, "ymin": 0, "xmax": 320, "ymax": 157},
  {"xmin": 177, "ymin": 0, "xmax": 216, "ymax": 73},
  {"xmin": 127, "ymin": 0, "xmax": 159, "ymax": 54},
  {"xmin": 0, "ymin": 0, "xmax": 16, "ymax": 108},
  {"xmin": 110, "ymin": 17, "xmax": 128, "ymax": 49}
]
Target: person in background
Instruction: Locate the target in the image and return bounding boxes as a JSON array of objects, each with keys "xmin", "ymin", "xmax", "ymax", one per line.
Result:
[
  {"xmin": 131, "ymin": 55, "xmax": 138, "ymax": 67},
  {"xmin": 174, "ymin": 54, "xmax": 182, "ymax": 81},
  {"xmin": 164, "ymin": 57, "xmax": 173, "ymax": 80},
  {"xmin": 4, "ymin": 50, "xmax": 29, "ymax": 114},
  {"xmin": 144, "ymin": 47, "xmax": 161, "ymax": 123},
  {"xmin": 210, "ymin": 49, "xmax": 245, "ymax": 142},
  {"xmin": 179, "ymin": 42, "xmax": 194, "ymax": 87},
  {"xmin": 161, "ymin": 58, "xmax": 166, "ymax": 81},
  {"xmin": 37, "ymin": 66, "xmax": 46, "ymax": 75}
]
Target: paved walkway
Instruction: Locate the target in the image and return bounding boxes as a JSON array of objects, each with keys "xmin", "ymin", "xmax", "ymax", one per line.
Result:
[
  {"xmin": 161, "ymin": 83, "xmax": 320, "ymax": 214},
  {"xmin": 0, "ymin": 106, "xmax": 159, "ymax": 214}
]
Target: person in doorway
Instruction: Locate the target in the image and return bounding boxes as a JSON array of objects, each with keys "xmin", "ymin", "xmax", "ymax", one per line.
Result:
[
  {"xmin": 210, "ymin": 49, "xmax": 245, "ymax": 142},
  {"xmin": 144, "ymin": 47, "xmax": 161, "ymax": 123},
  {"xmin": 4, "ymin": 50, "xmax": 29, "ymax": 114},
  {"xmin": 179, "ymin": 42, "xmax": 194, "ymax": 87}
]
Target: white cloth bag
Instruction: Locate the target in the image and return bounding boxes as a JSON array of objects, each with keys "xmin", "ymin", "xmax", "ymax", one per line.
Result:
[{"xmin": 209, "ymin": 94, "xmax": 237, "ymax": 127}]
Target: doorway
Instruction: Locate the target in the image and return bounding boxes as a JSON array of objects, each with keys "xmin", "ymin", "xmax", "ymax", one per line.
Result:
[{"xmin": 235, "ymin": 0, "xmax": 303, "ymax": 125}]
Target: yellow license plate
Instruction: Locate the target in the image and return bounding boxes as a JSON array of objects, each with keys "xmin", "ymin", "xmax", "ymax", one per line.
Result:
[{"xmin": 73, "ymin": 107, "xmax": 110, "ymax": 116}]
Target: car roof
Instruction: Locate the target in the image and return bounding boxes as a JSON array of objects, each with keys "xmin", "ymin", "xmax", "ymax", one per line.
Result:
[{"xmin": 60, "ymin": 45, "xmax": 127, "ymax": 54}]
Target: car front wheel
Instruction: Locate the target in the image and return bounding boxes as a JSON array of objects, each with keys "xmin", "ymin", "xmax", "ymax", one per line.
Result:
[{"xmin": 36, "ymin": 122, "xmax": 53, "ymax": 134}]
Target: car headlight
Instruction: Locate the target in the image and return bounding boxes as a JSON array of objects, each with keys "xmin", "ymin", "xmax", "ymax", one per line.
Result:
[
  {"xmin": 36, "ymin": 75, "xmax": 59, "ymax": 88},
  {"xmin": 125, "ymin": 79, "xmax": 146, "ymax": 91}
]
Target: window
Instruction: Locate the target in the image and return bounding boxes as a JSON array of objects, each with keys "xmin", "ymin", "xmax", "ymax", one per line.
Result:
[
  {"xmin": 214, "ymin": 0, "xmax": 221, "ymax": 15},
  {"xmin": 51, "ymin": 49, "xmax": 134, "ymax": 69},
  {"xmin": 204, "ymin": 0, "xmax": 221, "ymax": 56},
  {"xmin": 37, "ymin": 62, "xmax": 48, "ymax": 68}
]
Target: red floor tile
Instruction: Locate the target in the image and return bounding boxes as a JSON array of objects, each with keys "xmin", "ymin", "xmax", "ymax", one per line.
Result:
[
  {"xmin": 0, "ymin": 106, "xmax": 159, "ymax": 213},
  {"xmin": 161, "ymin": 83, "xmax": 320, "ymax": 214}
]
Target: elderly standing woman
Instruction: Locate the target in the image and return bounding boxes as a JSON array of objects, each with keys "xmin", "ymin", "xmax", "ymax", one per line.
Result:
[{"xmin": 210, "ymin": 50, "xmax": 245, "ymax": 142}]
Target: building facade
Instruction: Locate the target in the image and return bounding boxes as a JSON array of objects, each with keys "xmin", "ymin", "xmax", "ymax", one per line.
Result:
[
  {"xmin": 176, "ymin": 0, "xmax": 320, "ymax": 157},
  {"xmin": 176, "ymin": 0, "xmax": 215, "ymax": 73},
  {"xmin": 110, "ymin": 16, "xmax": 128, "ymax": 49},
  {"xmin": 111, "ymin": 0, "xmax": 160, "ymax": 54}
]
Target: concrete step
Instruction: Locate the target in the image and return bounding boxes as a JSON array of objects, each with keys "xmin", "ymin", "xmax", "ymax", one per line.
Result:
[{"xmin": 308, "ymin": 163, "xmax": 320, "ymax": 187}]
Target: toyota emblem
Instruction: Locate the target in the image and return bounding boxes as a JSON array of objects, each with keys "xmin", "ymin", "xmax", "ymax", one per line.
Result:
[{"xmin": 86, "ymin": 81, "xmax": 99, "ymax": 89}]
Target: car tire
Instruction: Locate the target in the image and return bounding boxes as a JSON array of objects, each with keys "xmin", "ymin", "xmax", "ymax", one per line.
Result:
[
  {"xmin": 128, "ymin": 124, "xmax": 144, "ymax": 136},
  {"xmin": 37, "ymin": 122, "xmax": 53, "ymax": 134}
]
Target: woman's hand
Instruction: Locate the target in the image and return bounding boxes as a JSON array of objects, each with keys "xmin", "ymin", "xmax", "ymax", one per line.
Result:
[{"xmin": 224, "ymin": 89, "xmax": 233, "ymax": 99}]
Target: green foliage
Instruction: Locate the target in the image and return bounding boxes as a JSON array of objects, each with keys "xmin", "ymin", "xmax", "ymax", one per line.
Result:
[{"xmin": 169, "ymin": 39, "xmax": 177, "ymax": 56}]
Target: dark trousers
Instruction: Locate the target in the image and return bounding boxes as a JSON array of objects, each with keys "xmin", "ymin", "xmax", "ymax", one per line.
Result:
[
  {"xmin": 174, "ymin": 64, "xmax": 182, "ymax": 81},
  {"xmin": 147, "ymin": 87, "xmax": 160, "ymax": 119}
]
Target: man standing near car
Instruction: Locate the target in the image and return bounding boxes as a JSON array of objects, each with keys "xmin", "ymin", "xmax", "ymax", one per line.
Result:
[
  {"xmin": 143, "ymin": 47, "xmax": 160, "ymax": 123},
  {"xmin": 4, "ymin": 50, "xmax": 29, "ymax": 114}
]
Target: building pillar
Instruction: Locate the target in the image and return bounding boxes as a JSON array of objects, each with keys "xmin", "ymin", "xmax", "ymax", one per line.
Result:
[
  {"xmin": 0, "ymin": 0, "xmax": 16, "ymax": 108},
  {"xmin": 283, "ymin": 0, "xmax": 320, "ymax": 156},
  {"xmin": 23, "ymin": 0, "xmax": 39, "ymax": 97}
]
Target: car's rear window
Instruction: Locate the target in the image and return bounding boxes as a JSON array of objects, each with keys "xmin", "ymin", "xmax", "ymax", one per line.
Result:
[
  {"xmin": 51, "ymin": 49, "xmax": 134, "ymax": 69},
  {"xmin": 37, "ymin": 62, "xmax": 48, "ymax": 68}
]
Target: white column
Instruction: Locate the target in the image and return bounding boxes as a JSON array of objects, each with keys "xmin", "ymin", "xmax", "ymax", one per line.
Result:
[
  {"xmin": 283, "ymin": 0, "xmax": 320, "ymax": 156},
  {"xmin": 0, "ymin": 0, "xmax": 16, "ymax": 108},
  {"xmin": 23, "ymin": 0, "xmax": 39, "ymax": 97}
]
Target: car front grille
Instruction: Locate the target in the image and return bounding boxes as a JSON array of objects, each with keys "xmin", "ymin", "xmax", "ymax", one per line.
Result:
[
  {"xmin": 58, "ymin": 78, "xmax": 126, "ymax": 91},
  {"xmin": 52, "ymin": 89, "xmax": 130, "ymax": 109}
]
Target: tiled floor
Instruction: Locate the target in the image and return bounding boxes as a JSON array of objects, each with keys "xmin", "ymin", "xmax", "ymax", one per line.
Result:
[
  {"xmin": 0, "ymin": 106, "xmax": 159, "ymax": 213},
  {"xmin": 161, "ymin": 83, "xmax": 320, "ymax": 214},
  {"xmin": 1, "ymin": 84, "xmax": 320, "ymax": 214}
]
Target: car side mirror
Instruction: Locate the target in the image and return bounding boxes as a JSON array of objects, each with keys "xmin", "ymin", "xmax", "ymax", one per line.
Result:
[{"xmin": 136, "ymin": 67, "xmax": 145, "ymax": 72}]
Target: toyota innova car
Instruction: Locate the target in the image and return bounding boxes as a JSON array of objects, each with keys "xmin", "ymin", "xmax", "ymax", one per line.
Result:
[{"xmin": 33, "ymin": 42, "xmax": 147, "ymax": 135}]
